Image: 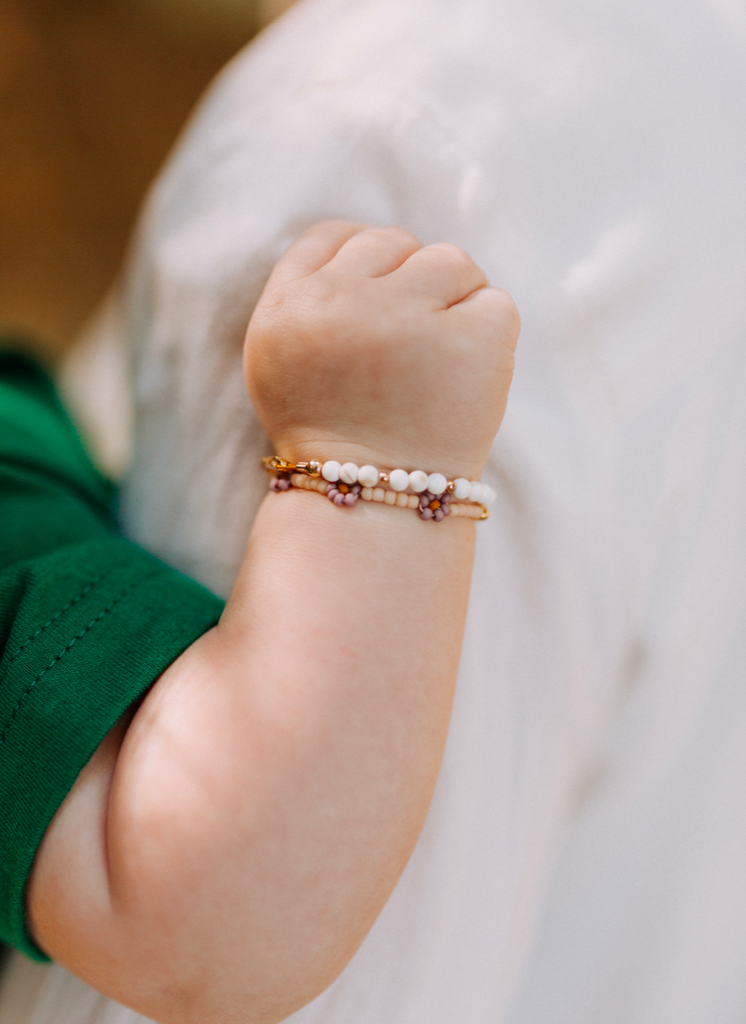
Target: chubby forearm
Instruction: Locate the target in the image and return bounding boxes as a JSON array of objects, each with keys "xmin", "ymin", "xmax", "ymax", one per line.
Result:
[{"xmin": 29, "ymin": 489, "xmax": 475, "ymax": 1023}]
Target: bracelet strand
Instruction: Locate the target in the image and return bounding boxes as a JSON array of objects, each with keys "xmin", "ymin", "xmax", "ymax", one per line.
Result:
[{"xmin": 262, "ymin": 457, "xmax": 491, "ymax": 522}]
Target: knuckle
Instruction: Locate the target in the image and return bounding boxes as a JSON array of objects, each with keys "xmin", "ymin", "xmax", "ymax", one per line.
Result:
[
  {"xmin": 457, "ymin": 288, "xmax": 521, "ymax": 348},
  {"xmin": 493, "ymin": 289, "xmax": 521, "ymax": 339},
  {"xmin": 428, "ymin": 242, "xmax": 475, "ymax": 268},
  {"xmin": 314, "ymin": 218, "xmax": 368, "ymax": 234},
  {"xmin": 368, "ymin": 225, "xmax": 421, "ymax": 249}
]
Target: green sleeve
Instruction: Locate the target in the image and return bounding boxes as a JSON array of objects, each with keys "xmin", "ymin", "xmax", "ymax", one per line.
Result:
[{"xmin": 0, "ymin": 350, "xmax": 225, "ymax": 961}]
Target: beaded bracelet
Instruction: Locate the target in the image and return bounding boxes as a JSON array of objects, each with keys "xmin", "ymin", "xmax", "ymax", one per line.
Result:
[{"xmin": 262, "ymin": 456, "xmax": 493, "ymax": 521}]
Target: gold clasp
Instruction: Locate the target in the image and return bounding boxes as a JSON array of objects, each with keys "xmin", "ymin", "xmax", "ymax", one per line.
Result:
[{"xmin": 262, "ymin": 456, "xmax": 322, "ymax": 477}]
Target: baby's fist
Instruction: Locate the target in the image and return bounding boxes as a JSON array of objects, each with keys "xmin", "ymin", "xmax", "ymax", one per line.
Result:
[{"xmin": 245, "ymin": 221, "xmax": 519, "ymax": 481}]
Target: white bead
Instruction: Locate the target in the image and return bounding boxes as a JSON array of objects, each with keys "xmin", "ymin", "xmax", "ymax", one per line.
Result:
[
  {"xmin": 427, "ymin": 472, "xmax": 447, "ymax": 496},
  {"xmin": 453, "ymin": 477, "xmax": 471, "ymax": 500},
  {"xmin": 358, "ymin": 464, "xmax": 379, "ymax": 487},
  {"xmin": 384, "ymin": 490, "xmax": 397, "ymax": 505},
  {"xmin": 469, "ymin": 482, "xmax": 483, "ymax": 502},
  {"xmin": 340, "ymin": 462, "xmax": 359, "ymax": 484},
  {"xmin": 482, "ymin": 484, "xmax": 496, "ymax": 505},
  {"xmin": 389, "ymin": 469, "xmax": 409, "ymax": 492},
  {"xmin": 322, "ymin": 461, "xmax": 341, "ymax": 482},
  {"xmin": 408, "ymin": 470, "xmax": 429, "ymax": 493}
]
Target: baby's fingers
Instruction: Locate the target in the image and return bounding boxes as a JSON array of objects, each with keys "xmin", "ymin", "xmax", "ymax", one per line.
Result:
[
  {"xmin": 396, "ymin": 243, "xmax": 488, "ymax": 308},
  {"xmin": 266, "ymin": 220, "xmax": 369, "ymax": 287},
  {"xmin": 326, "ymin": 226, "xmax": 423, "ymax": 277},
  {"xmin": 448, "ymin": 286, "xmax": 521, "ymax": 354}
]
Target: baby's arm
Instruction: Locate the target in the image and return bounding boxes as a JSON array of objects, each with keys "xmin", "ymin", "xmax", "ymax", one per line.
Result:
[{"xmin": 27, "ymin": 222, "xmax": 519, "ymax": 1024}]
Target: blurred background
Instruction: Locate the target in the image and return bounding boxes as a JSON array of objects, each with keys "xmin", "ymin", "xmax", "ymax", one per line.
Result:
[{"xmin": 0, "ymin": 0, "xmax": 292, "ymax": 359}]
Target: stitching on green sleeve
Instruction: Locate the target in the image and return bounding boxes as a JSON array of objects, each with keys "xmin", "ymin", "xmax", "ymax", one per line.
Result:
[
  {"xmin": 6, "ymin": 575, "xmax": 104, "ymax": 666},
  {"xmin": 0, "ymin": 580, "xmax": 140, "ymax": 747}
]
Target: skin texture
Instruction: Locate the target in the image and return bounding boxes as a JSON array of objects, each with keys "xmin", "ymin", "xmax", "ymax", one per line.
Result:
[{"xmin": 27, "ymin": 221, "xmax": 519, "ymax": 1024}]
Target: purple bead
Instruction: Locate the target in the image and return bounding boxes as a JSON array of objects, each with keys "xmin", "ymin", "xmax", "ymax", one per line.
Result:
[
  {"xmin": 334, "ymin": 492, "xmax": 346, "ymax": 506},
  {"xmin": 420, "ymin": 507, "xmax": 433, "ymax": 520},
  {"xmin": 442, "ymin": 503, "xmax": 451, "ymax": 515},
  {"xmin": 344, "ymin": 493, "xmax": 357, "ymax": 506},
  {"xmin": 433, "ymin": 509, "xmax": 444, "ymax": 521}
]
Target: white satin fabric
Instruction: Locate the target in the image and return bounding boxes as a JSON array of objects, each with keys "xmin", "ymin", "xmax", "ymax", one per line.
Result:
[{"xmin": 3, "ymin": 0, "xmax": 746, "ymax": 1021}]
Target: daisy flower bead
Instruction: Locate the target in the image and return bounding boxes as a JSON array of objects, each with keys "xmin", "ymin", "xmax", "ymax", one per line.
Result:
[
  {"xmin": 327, "ymin": 481, "xmax": 362, "ymax": 506},
  {"xmin": 418, "ymin": 490, "xmax": 451, "ymax": 522}
]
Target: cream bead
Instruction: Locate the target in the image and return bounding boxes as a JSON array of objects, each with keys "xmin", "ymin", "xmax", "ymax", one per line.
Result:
[
  {"xmin": 362, "ymin": 487, "xmax": 373, "ymax": 501},
  {"xmin": 372, "ymin": 488, "xmax": 385, "ymax": 502},
  {"xmin": 389, "ymin": 469, "xmax": 409, "ymax": 491},
  {"xmin": 384, "ymin": 490, "xmax": 397, "ymax": 505},
  {"xmin": 408, "ymin": 470, "xmax": 429, "ymax": 493},
  {"xmin": 396, "ymin": 492, "xmax": 409, "ymax": 508},
  {"xmin": 340, "ymin": 462, "xmax": 359, "ymax": 484},
  {"xmin": 358, "ymin": 464, "xmax": 379, "ymax": 487},
  {"xmin": 453, "ymin": 477, "xmax": 471, "ymax": 500},
  {"xmin": 407, "ymin": 494, "xmax": 419, "ymax": 509},
  {"xmin": 322, "ymin": 460, "xmax": 341, "ymax": 482},
  {"xmin": 469, "ymin": 481, "xmax": 483, "ymax": 503},
  {"xmin": 427, "ymin": 472, "xmax": 447, "ymax": 495},
  {"xmin": 291, "ymin": 473, "xmax": 304, "ymax": 487}
]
